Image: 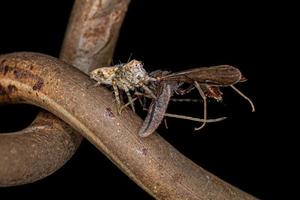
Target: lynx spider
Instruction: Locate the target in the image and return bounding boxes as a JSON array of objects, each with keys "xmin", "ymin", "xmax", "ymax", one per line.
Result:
[{"xmin": 90, "ymin": 60, "xmax": 156, "ymax": 113}]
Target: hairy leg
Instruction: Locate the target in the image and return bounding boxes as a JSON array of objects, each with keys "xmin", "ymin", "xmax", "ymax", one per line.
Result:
[
  {"xmin": 141, "ymin": 84, "xmax": 156, "ymax": 99},
  {"xmin": 112, "ymin": 80, "xmax": 122, "ymax": 114},
  {"xmin": 122, "ymin": 84, "xmax": 136, "ymax": 113}
]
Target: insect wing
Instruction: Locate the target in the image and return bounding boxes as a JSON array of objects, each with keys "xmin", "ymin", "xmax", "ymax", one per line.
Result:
[
  {"xmin": 161, "ymin": 65, "xmax": 242, "ymax": 86},
  {"xmin": 139, "ymin": 82, "xmax": 177, "ymax": 137}
]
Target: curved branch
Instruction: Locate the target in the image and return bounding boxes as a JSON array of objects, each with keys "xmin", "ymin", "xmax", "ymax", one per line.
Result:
[
  {"xmin": 60, "ymin": 0, "xmax": 130, "ymax": 73},
  {"xmin": 0, "ymin": 52, "xmax": 257, "ymax": 200},
  {"xmin": 0, "ymin": 112, "xmax": 82, "ymax": 186},
  {"xmin": 0, "ymin": 0, "xmax": 130, "ymax": 186}
]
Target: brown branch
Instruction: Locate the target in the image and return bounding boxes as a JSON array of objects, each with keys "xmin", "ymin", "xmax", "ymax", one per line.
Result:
[
  {"xmin": 0, "ymin": 111, "xmax": 82, "ymax": 186},
  {"xmin": 0, "ymin": 0, "xmax": 130, "ymax": 186},
  {"xmin": 60, "ymin": 0, "xmax": 130, "ymax": 73},
  {"xmin": 0, "ymin": 52, "xmax": 258, "ymax": 199}
]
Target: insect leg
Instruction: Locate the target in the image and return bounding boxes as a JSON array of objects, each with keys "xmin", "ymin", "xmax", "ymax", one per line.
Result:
[
  {"xmin": 194, "ymin": 81, "xmax": 207, "ymax": 131},
  {"xmin": 175, "ymin": 84, "xmax": 195, "ymax": 95},
  {"xmin": 93, "ymin": 82, "xmax": 101, "ymax": 87},
  {"xmin": 164, "ymin": 118, "xmax": 169, "ymax": 129},
  {"xmin": 141, "ymin": 108, "xmax": 226, "ymax": 123},
  {"xmin": 120, "ymin": 96, "xmax": 141, "ymax": 112},
  {"xmin": 86, "ymin": 81, "xmax": 101, "ymax": 89},
  {"xmin": 112, "ymin": 80, "xmax": 122, "ymax": 114},
  {"xmin": 132, "ymin": 91, "xmax": 150, "ymax": 110},
  {"xmin": 138, "ymin": 95, "xmax": 146, "ymax": 108},
  {"xmin": 141, "ymin": 84, "xmax": 156, "ymax": 99},
  {"xmin": 121, "ymin": 89, "xmax": 158, "ymax": 112},
  {"xmin": 171, "ymin": 98, "xmax": 202, "ymax": 103},
  {"xmin": 163, "ymin": 113, "xmax": 226, "ymax": 123},
  {"xmin": 121, "ymin": 84, "xmax": 136, "ymax": 113},
  {"xmin": 230, "ymin": 85, "xmax": 255, "ymax": 112}
]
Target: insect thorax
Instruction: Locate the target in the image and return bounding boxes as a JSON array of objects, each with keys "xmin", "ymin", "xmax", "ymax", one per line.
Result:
[{"xmin": 117, "ymin": 60, "xmax": 151, "ymax": 88}]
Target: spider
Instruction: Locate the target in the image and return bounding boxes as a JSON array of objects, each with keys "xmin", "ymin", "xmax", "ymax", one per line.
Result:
[{"xmin": 90, "ymin": 60, "xmax": 156, "ymax": 113}]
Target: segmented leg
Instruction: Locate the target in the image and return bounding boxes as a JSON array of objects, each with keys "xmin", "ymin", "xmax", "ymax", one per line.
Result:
[
  {"xmin": 230, "ymin": 85, "xmax": 255, "ymax": 112},
  {"xmin": 194, "ymin": 81, "xmax": 207, "ymax": 131},
  {"xmin": 175, "ymin": 84, "xmax": 195, "ymax": 95},
  {"xmin": 112, "ymin": 80, "xmax": 122, "ymax": 114},
  {"xmin": 121, "ymin": 84, "xmax": 136, "ymax": 113},
  {"xmin": 138, "ymin": 95, "xmax": 146, "ymax": 108},
  {"xmin": 120, "ymin": 92, "xmax": 146, "ymax": 111},
  {"xmin": 141, "ymin": 83, "xmax": 156, "ymax": 99},
  {"xmin": 86, "ymin": 81, "xmax": 101, "ymax": 89},
  {"xmin": 163, "ymin": 113, "xmax": 226, "ymax": 123},
  {"xmin": 93, "ymin": 82, "xmax": 101, "ymax": 87},
  {"xmin": 170, "ymin": 98, "xmax": 202, "ymax": 103},
  {"xmin": 120, "ymin": 96, "xmax": 139, "ymax": 112},
  {"xmin": 164, "ymin": 118, "xmax": 169, "ymax": 129},
  {"xmin": 142, "ymin": 107, "xmax": 225, "ymax": 123},
  {"xmin": 121, "ymin": 90, "xmax": 225, "ymax": 125}
]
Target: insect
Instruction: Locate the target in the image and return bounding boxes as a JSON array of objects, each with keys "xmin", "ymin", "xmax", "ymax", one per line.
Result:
[
  {"xmin": 90, "ymin": 60, "xmax": 255, "ymax": 136},
  {"xmin": 138, "ymin": 81, "xmax": 227, "ymax": 137},
  {"xmin": 90, "ymin": 60, "xmax": 156, "ymax": 113},
  {"xmin": 153, "ymin": 65, "xmax": 255, "ymax": 131}
]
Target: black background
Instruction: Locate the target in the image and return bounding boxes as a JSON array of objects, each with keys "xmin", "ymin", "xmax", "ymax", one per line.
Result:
[{"xmin": 0, "ymin": 1, "xmax": 295, "ymax": 199}]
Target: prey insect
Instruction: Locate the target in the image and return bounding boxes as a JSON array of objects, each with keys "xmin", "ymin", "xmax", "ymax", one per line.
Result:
[
  {"xmin": 153, "ymin": 65, "xmax": 255, "ymax": 131},
  {"xmin": 138, "ymin": 81, "xmax": 227, "ymax": 137}
]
